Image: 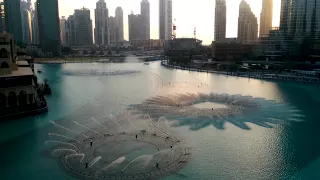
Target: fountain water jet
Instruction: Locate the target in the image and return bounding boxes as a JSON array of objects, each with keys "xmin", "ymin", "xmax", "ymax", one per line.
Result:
[
  {"xmin": 102, "ymin": 157, "xmax": 126, "ymax": 171},
  {"xmin": 122, "ymin": 155, "xmax": 153, "ymax": 172},
  {"xmin": 89, "ymin": 156, "xmax": 102, "ymax": 167},
  {"xmin": 73, "ymin": 121, "xmax": 104, "ymax": 138},
  {"xmin": 91, "ymin": 117, "xmax": 115, "ymax": 135},
  {"xmin": 109, "ymin": 114, "xmax": 124, "ymax": 132},
  {"xmin": 50, "ymin": 121, "xmax": 88, "ymax": 138},
  {"xmin": 157, "ymin": 117, "xmax": 171, "ymax": 134},
  {"xmin": 143, "ymin": 115, "xmax": 162, "ymax": 132},
  {"xmin": 52, "ymin": 149, "xmax": 77, "ymax": 156},
  {"xmin": 145, "ymin": 115, "xmax": 172, "ymax": 137},
  {"xmin": 66, "ymin": 153, "xmax": 85, "ymax": 163},
  {"xmin": 48, "ymin": 133, "xmax": 81, "ymax": 144},
  {"xmin": 44, "ymin": 140, "xmax": 77, "ymax": 150},
  {"xmin": 153, "ymin": 149, "xmax": 172, "ymax": 161}
]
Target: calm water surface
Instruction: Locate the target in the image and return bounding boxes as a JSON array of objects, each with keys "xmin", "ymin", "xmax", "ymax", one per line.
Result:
[{"xmin": 1, "ymin": 59, "xmax": 320, "ymax": 180}]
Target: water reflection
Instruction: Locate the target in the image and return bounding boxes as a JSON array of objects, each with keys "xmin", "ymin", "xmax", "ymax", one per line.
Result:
[{"xmin": 275, "ymin": 82, "xmax": 320, "ymax": 178}]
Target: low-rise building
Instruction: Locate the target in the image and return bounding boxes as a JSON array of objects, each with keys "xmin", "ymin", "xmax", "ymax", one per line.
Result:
[
  {"xmin": 0, "ymin": 33, "xmax": 47, "ymax": 119},
  {"xmin": 110, "ymin": 41, "xmax": 131, "ymax": 49},
  {"xmin": 130, "ymin": 39, "xmax": 164, "ymax": 49},
  {"xmin": 165, "ymin": 38, "xmax": 202, "ymax": 56},
  {"xmin": 212, "ymin": 40, "xmax": 254, "ymax": 61}
]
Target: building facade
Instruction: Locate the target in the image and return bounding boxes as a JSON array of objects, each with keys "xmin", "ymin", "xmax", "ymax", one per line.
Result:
[
  {"xmin": 128, "ymin": 12, "xmax": 142, "ymax": 41},
  {"xmin": 74, "ymin": 8, "xmax": 93, "ymax": 46},
  {"xmin": 37, "ymin": 0, "xmax": 61, "ymax": 55},
  {"xmin": 159, "ymin": 0, "xmax": 172, "ymax": 40},
  {"xmin": 259, "ymin": 0, "xmax": 273, "ymax": 37},
  {"xmin": 0, "ymin": 32, "xmax": 47, "ymax": 118},
  {"xmin": 212, "ymin": 41, "xmax": 254, "ymax": 61},
  {"xmin": 32, "ymin": 2, "xmax": 39, "ymax": 45},
  {"xmin": 0, "ymin": 2, "xmax": 5, "ymax": 32},
  {"xmin": 95, "ymin": 0, "xmax": 109, "ymax": 46},
  {"xmin": 60, "ymin": 16, "xmax": 67, "ymax": 45},
  {"xmin": 130, "ymin": 39, "xmax": 164, "ymax": 49},
  {"xmin": 109, "ymin": 16, "xmax": 116, "ymax": 43},
  {"xmin": 65, "ymin": 15, "xmax": 76, "ymax": 46},
  {"xmin": 291, "ymin": 0, "xmax": 320, "ymax": 39},
  {"xmin": 237, "ymin": 0, "xmax": 258, "ymax": 44},
  {"xmin": 4, "ymin": 0, "xmax": 23, "ymax": 44},
  {"xmin": 115, "ymin": 7, "xmax": 124, "ymax": 42},
  {"xmin": 141, "ymin": 0, "xmax": 150, "ymax": 40},
  {"xmin": 165, "ymin": 38, "xmax": 203, "ymax": 57},
  {"xmin": 214, "ymin": 0, "xmax": 226, "ymax": 41},
  {"xmin": 280, "ymin": 0, "xmax": 320, "ymax": 40},
  {"xmin": 20, "ymin": 0, "xmax": 33, "ymax": 45}
]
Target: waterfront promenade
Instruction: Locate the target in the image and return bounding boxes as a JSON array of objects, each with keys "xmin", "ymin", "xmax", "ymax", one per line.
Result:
[{"xmin": 161, "ymin": 61, "xmax": 320, "ymax": 84}]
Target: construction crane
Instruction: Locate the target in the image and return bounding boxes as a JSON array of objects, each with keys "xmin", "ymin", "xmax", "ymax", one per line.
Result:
[
  {"xmin": 172, "ymin": 18, "xmax": 177, "ymax": 40},
  {"xmin": 194, "ymin": 25, "xmax": 196, "ymax": 40}
]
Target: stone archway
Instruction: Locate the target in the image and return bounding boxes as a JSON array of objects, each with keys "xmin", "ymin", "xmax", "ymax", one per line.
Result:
[
  {"xmin": 8, "ymin": 92, "xmax": 17, "ymax": 108},
  {"xmin": 0, "ymin": 61, "xmax": 9, "ymax": 68},
  {"xmin": 0, "ymin": 93, "xmax": 6, "ymax": 115},
  {"xmin": 18, "ymin": 91, "xmax": 27, "ymax": 107}
]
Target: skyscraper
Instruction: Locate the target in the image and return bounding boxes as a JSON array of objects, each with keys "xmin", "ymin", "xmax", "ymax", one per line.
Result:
[
  {"xmin": 32, "ymin": 2, "xmax": 39, "ymax": 44},
  {"xmin": 159, "ymin": 0, "xmax": 172, "ymax": 40},
  {"xmin": 95, "ymin": 0, "xmax": 109, "ymax": 45},
  {"xmin": 279, "ymin": 0, "xmax": 292, "ymax": 35},
  {"xmin": 128, "ymin": 12, "xmax": 142, "ymax": 41},
  {"xmin": 141, "ymin": 0, "xmax": 150, "ymax": 40},
  {"xmin": 115, "ymin": 7, "xmax": 124, "ymax": 42},
  {"xmin": 292, "ymin": 0, "xmax": 320, "ymax": 39},
  {"xmin": 60, "ymin": 16, "xmax": 67, "ymax": 45},
  {"xmin": 109, "ymin": 16, "xmax": 116, "ymax": 42},
  {"xmin": 37, "ymin": 0, "xmax": 61, "ymax": 55},
  {"xmin": 65, "ymin": 15, "xmax": 76, "ymax": 46},
  {"xmin": 280, "ymin": 0, "xmax": 320, "ymax": 39},
  {"xmin": 0, "ymin": 2, "xmax": 5, "ymax": 32},
  {"xmin": 214, "ymin": 0, "xmax": 226, "ymax": 41},
  {"xmin": 237, "ymin": 0, "xmax": 258, "ymax": 43},
  {"xmin": 4, "ymin": 0, "xmax": 23, "ymax": 44},
  {"xmin": 259, "ymin": 0, "xmax": 273, "ymax": 37},
  {"xmin": 74, "ymin": 8, "xmax": 93, "ymax": 46},
  {"xmin": 20, "ymin": 0, "xmax": 33, "ymax": 44}
]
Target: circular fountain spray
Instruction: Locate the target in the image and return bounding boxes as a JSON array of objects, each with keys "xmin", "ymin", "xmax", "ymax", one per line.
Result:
[
  {"xmin": 45, "ymin": 115, "xmax": 190, "ymax": 180},
  {"xmin": 129, "ymin": 92, "xmax": 305, "ymax": 130}
]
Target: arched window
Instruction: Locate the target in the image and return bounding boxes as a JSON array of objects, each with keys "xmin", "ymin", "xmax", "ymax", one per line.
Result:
[
  {"xmin": 18, "ymin": 91, "xmax": 27, "ymax": 106},
  {"xmin": 8, "ymin": 92, "xmax": 17, "ymax": 108},
  {"xmin": 0, "ymin": 48, "xmax": 8, "ymax": 58},
  {"xmin": 0, "ymin": 61, "xmax": 9, "ymax": 68},
  {"xmin": 0, "ymin": 93, "xmax": 6, "ymax": 115}
]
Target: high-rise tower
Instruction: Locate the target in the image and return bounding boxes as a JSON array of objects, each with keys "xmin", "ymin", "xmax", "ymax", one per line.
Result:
[
  {"xmin": 37, "ymin": 0, "xmax": 61, "ymax": 55},
  {"xmin": 95, "ymin": 0, "xmax": 109, "ymax": 45},
  {"xmin": 259, "ymin": 0, "xmax": 273, "ymax": 37},
  {"xmin": 159, "ymin": 0, "xmax": 172, "ymax": 40},
  {"xmin": 237, "ymin": 0, "xmax": 258, "ymax": 43},
  {"xmin": 4, "ymin": 0, "xmax": 23, "ymax": 44},
  {"xmin": 115, "ymin": 7, "xmax": 124, "ymax": 42},
  {"xmin": 214, "ymin": 0, "xmax": 226, "ymax": 41},
  {"xmin": 141, "ymin": 0, "xmax": 150, "ymax": 40}
]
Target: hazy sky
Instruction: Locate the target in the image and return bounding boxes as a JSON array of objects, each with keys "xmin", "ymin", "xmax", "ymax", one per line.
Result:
[{"xmin": 32, "ymin": 0, "xmax": 281, "ymax": 45}]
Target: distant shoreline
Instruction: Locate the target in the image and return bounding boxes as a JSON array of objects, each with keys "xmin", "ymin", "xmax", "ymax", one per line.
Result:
[
  {"xmin": 33, "ymin": 56, "xmax": 129, "ymax": 64},
  {"xmin": 161, "ymin": 61, "xmax": 320, "ymax": 85}
]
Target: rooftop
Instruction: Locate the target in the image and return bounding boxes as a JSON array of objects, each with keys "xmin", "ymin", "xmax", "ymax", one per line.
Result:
[
  {"xmin": 16, "ymin": 60, "xmax": 29, "ymax": 66},
  {"xmin": 0, "ymin": 67, "xmax": 34, "ymax": 78}
]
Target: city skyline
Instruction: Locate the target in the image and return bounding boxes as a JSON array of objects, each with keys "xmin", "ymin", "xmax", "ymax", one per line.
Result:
[{"xmin": 29, "ymin": 0, "xmax": 281, "ymax": 45}]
